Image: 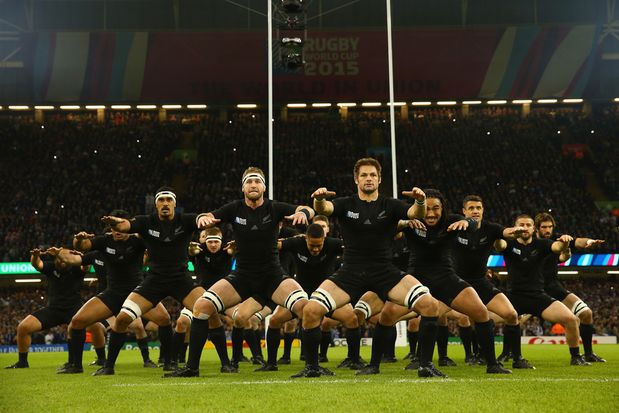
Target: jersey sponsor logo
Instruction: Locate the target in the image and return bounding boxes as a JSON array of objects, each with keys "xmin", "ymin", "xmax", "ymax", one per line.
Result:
[
  {"xmin": 297, "ymin": 253, "xmax": 308, "ymax": 263},
  {"xmin": 204, "ymin": 257, "xmax": 211, "ymax": 263},
  {"xmin": 235, "ymin": 217, "xmax": 247, "ymax": 225},
  {"xmin": 148, "ymin": 229, "xmax": 160, "ymax": 237},
  {"xmin": 512, "ymin": 248, "xmax": 521, "ymax": 255},
  {"xmin": 377, "ymin": 210, "xmax": 387, "ymax": 220},
  {"xmin": 415, "ymin": 229, "xmax": 427, "ymax": 237},
  {"xmin": 457, "ymin": 236, "xmax": 469, "ymax": 245},
  {"xmin": 251, "ymin": 225, "xmax": 259, "ymax": 230},
  {"xmin": 346, "ymin": 211, "xmax": 359, "ymax": 219},
  {"xmin": 363, "ymin": 219, "xmax": 372, "ymax": 225},
  {"xmin": 94, "ymin": 259, "xmax": 104, "ymax": 266},
  {"xmin": 105, "ymin": 247, "xmax": 116, "ymax": 255}
]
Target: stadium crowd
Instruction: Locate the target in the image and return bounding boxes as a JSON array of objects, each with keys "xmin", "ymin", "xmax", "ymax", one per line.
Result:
[{"xmin": 1, "ymin": 107, "xmax": 617, "ymax": 262}]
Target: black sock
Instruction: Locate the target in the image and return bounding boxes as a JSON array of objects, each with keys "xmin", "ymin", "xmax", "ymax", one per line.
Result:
[
  {"xmin": 94, "ymin": 346, "xmax": 106, "ymax": 361},
  {"xmin": 580, "ymin": 323, "xmax": 594, "ymax": 355},
  {"xmin": 475, "ymin": 320, "xmax": 497, "ymax": 366},
  {"xmin": 503, "ymin": 324, "xmax": 520, "ymax": 360},
  {"xmin": 209, "ymin": 326, "xmax": 230, "ymax": 366},
  {"xmin": 137, "ymin": 337, "xmax": 150, "ymax": 362},
  {"xmin": 437, "ymin": 325, "xmax": 449, "ymax": 358},
  {"xmin": 385, "ymin": 326, "xmax": 397, "ymax": 358},
  {"xmin": 299, "ymin": 327, "xmax": 305, "ymax": 359},
  {"xmin": 18, "ymin": 352, "xmax": 28, "ymax": 364},
  {"xmin": 346, "ymin": 327, "xmax": 361, "ymax": 361},
  {"xmin": 70, "ymin": 328, "xmax": 86, "ymax": 368},
  {"xmin": 67, "ymin": 338, "xmax": 73, "ymax": 364},
  {"xmin": 369, "ymin": 323, "xmax": 389, "ymax": 367},
  {"xmin": 282, "ymin": 332, "xmax": 294, "ymax": 359},
  {"xmin": 471, "ymin": 329, "xmax": 479, "ymax": 355},
  {"xmin": 231, "ymin": 327, "xmax": 244, "ymax": 362},
  {"xmin": 407, "ymin": 331, "xmax": 419, "ymax": 355},
  {"xmin": 173, "ymin": 332, "xmax": 186, "ymax": 362},
  {"xmin": 186, "ymin": 318, "xmax": 209, "ymax": 370},
  {"xmin": 459, "ymin": 326, "xmax": 473, "ymax": 358},
  {"xmin": 254, "ymin": 330, "xmax": 265, "ymax": 358},
  {"xmin": 419, "ymin": 316, "xmax": 438, "ymax": 367},
  {"xmin": 158, "ymin": 325, "xmax": 173, "ymax": 365},
  {"xmin": 302, "ymin": 327, "xmax": 321, "ymax": 368},
  {"xmin": 319, "ymin": 331, "xmax": 331, "ymax": 358},
  {"xmin": 266, "ymin": 327, "xmax": 281, "ymax": 365},
  {"xmin": 244, "ymin": 329, "xmax": 261, "ymax": 359},
  {"xmin": 569, "ymin": 346, "xmax": 580, "ymax": 357},
  {"xmin": 105, "ymin": 331, "xmax": 127, "ymax": 369}
]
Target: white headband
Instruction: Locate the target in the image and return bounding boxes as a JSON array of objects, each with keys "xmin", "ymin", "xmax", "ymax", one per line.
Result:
[
  {"xmin": 242, "ymin": 173, "xmax": 266, "ymax": 187},
  {"xmin": 205, "ymin": 235, "xmax": 222, "ymax": 242},
  {"xmin": 155, "ymin": 190, "xmax": 176, "ymax": 203}
]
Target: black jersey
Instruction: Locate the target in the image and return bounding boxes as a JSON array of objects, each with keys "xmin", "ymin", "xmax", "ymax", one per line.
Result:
[
  {"xmin": 129, "ymin": 212, "xmax": 197, "ymax": 276},
  {"xmin": 211, "ymin": 199, "xmax": 298, "ymax": 272},
  {"xmin": 392, "ymin": 235, "xmax": 410, "ymax": 272},
  {"xmin": 193, "ymin": 248, "xmax": 232, "ymax": 287},
  {"xmin": 404, "ymin": 214, "xmax": 468, "ymax": 278},
  {"xmin": 452, "ymin": 220, "xmax": 505, "ymax": 280},
  {"xmin": 40, "ymin": 261, "xmax": 85, "ymax": 309},
  {"xmin": 88, "ymin": 251, "xmax": 107, "ymax": 292},
  {"xmin": 82, "ymin": 234, "xmax": 145, "ymax": 291},
  {"xmin": 541, "ymin": 234, "xmax": 575, "ymax": 287},
  {"xmin": 281, "ymin": 236, "xmax": 343, "ymax": 292},
  {"xmin": 502, "ymin": 237, "xmax": 555, "ymax": 293},
  {"xmin": 331, "ymin": 194, "xmax": 409, "ymax": 267}
]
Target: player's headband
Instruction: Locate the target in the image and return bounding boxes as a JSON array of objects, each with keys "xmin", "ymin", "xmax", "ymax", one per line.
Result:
[
  {"xmin": 242, "ymin": 173, "xmax": 266, "ymax": 187},
  {"xmin": 205, "ymin": 235, "xmax": 222, "ymax": 242},
  {"xmin": 155, "ymin": 190, "xmax": 176, "ymax": 203}
]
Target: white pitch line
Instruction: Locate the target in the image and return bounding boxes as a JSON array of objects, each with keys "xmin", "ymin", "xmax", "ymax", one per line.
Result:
[{"xmin": 112, "ymin": 377, "xmax": 619, "ymax": 387}]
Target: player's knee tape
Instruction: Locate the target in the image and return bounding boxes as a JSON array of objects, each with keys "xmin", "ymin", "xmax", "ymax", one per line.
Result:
[
  {"xmin": 100, "ymin": 319, "xmax": 110, "ymax": 330},
  {"xmin": 120, "ymin": 299, "xmax": 142, "ymax": 321},
  {"xmin": 310, "ymin": 288, "xmax": 336, "ymax": 313},
  {"xmin": 253, "ymin": 312, "xmax": 264, "ymax": 322},
  {"xmin": 405, "ymin": 284, "xmax": 430, "ymax": 310},
  {"xmin": 571, "ymin": 300, "xmax": 589, "ymax": 316},
  {"xmin": 201, "ymin": 290, "xmax": 225, "ymax": 313},
  {"xmin": 354, "ymin": 300, "xmax": 372, "ymax": 320},
  {"xmin": 180, "ymin": 308, "xmax": 194, "ymax": 320},
  {"xmin": 285, "ymin": 289, "xmax": 308, "ymax": 312}
]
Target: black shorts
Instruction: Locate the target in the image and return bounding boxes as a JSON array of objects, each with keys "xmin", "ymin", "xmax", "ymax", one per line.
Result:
[
  {"xmin": 225, "ymin": 267, "xmax": 287, "ymax": 306},
  {"xmin": 330, "ymin": 263, "xmax": 404, "ymax": 304},
  {"xmin": 545, "ymin": 280, "xmax": 571, "ymax": 302},
  {"xmin": 32, "ymin": 305, "xmax": 81, "ymax": 330},
  {"xmin": 507, "ymin": 291, "xmax": 556, "ymax": 318},
  {"xmin": 133, "ymin": 273, "xmax": 198, "ymax": 305},
  {"xmin": 466, "ymin": 277, "xmax": 502, "ymax": 305},
  {"xmin": 414, "ymin": 271, "xmax": 470, "ymax": 307},
  {"xmin": 96, "ymin": 289, "xmax": 133, "ymax": 315}
]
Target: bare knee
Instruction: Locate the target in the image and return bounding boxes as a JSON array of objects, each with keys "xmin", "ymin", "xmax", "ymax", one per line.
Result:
[
  {"xmin": 579, "ymin": 308, "xmax": 593, "ymax": 325},
  {"xmin": 504, "ymin": 310, "xmax": 519, "ymax": 326},
  {"xmin": 341, "ymin": 313, "xmax": 359, "ymax": 329},
  {"xmin": 176, "ymin": 317, "xmax": 190, "ymax": 333},
  {"xmin": 415, "ymin": 296, "xmax": 438, "ymax": 317},
  {"xmin": 71, "ymin": 314, "xmax": 89, "ymax": 330},
  {"xmin": 303, "ymin": 302, "xmax": 326, "ymax": 327},
  {"xmin": 114, "ymin": 312, "xmax": 133, "ymax": 331}
]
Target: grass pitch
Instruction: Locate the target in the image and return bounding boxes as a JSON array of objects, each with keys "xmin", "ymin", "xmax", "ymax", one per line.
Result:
[{"xmin": 1, "ymin": 345, "xmax": 617, "ymax": 412}]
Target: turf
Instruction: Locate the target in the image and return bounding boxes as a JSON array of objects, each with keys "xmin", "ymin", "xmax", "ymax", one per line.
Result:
[{"xmin": 1, "ymin": 345, "xmax": 617, "ymax": 412}]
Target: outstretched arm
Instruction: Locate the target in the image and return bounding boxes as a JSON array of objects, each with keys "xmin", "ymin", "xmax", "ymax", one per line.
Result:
[
  {"xmin": 311, "ymin": 187, "xmax": 336, "ymax": 216},
  {"xmin": 101, "ymin": 216, "xmax": 131, "ymax": 233},
  {"xmin": 401, "ymin": 187, "xmax": 426, "ymax": 220}
]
